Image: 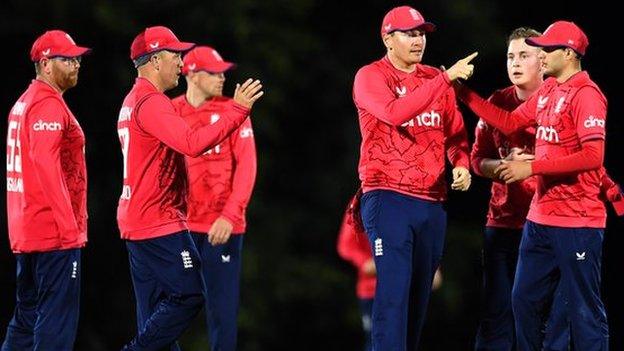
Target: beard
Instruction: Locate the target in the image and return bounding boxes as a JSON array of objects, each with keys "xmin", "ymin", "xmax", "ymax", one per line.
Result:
[{"xmin": 59, "ymin": 71, "xmax": 79, "ymax": 90}]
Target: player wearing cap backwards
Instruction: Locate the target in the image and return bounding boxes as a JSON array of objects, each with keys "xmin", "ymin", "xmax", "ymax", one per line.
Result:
[
  {"xmin": 171, "ymin": 46, "xmax": 257, "ymax": 351},
  {"xmin": 2, "ymin": 30, "xmax": 90, "ymax": 351},
  {"xmin": 353, "ymin": 5, "xmax": 477, "ymax": 350},
  {"xmin": 457, "ymin": 21, "xmax": 610, "ymax": 350},
  {"xmin": 117, "ymin": 26, "xmax": 263, "ymax": 351}
]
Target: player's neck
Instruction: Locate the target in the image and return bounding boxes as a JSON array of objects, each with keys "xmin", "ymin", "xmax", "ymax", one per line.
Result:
[
  {"xmin": 555, "ymin": 62, "xmax": 582, "ymax": 84},
  {"xmin": 386, "ymin": 53, "xmax": 416, "ymax": 73},
  {"xmin": 36, "ymin": 75, "xmax": 64, "ymax": 94},
  {"xmin": 138, "ymin": 69, "xmax": 166, "ymax": 92},
  {"xmin": 185, "ymin": 88, "xmax": 210, "ymax": 108}
]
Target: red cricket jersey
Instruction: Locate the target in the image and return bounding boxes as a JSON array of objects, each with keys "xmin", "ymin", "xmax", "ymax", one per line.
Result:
[
  {"xmin": 172, "ymin": 95, "xmax": 257, "ymax": 234},
  {"xmin": 116, "ymin": 78, "xmax": 250, "ymax": 240},
  {"xmin": 336, "ymin": 195, "xmax": 376, "ymax": 299},
  {"xmin": 353, "ymin": 56, "xmax": 470, "ymax": 201},
  {"xmin": 6, "ymin": 80, "xmax": 87, "ymax": 253},
  {"xmin": 461, "ymin": 72, "xmax": 607, "ymax": 228},
  {"xmin": 471, "ymin": 86, "xmax": 536, "ymax": 229}
]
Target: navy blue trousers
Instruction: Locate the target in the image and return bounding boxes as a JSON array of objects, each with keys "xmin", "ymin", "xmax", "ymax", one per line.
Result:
[
  {"xmin": 361, "ymin": 190, "xmax": 446, "ymax": 351},
  {"xmin": 475, "ymin": 227, "xmax": 522, "ymax": 351},
  {"xmin": 2, "ymin": 249, "xmax": 81, "ymax": 351},
  {"xmin": 512, "ymin": 221, "xmax": 609, "ymax": 351},
  {"xmin": 191, "ymin": 233, "xmax": 244, "ymax": 351},
  {"xmin": 122, "ymin": 231, "xmax": 205, "ymax": 351},
  {"xmin": 358, "ymin": 298, "xmax": 373, "ymax": 351}
]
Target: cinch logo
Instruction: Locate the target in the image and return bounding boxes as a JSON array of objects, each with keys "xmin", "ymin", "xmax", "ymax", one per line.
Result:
[
  {"xmin": 221, "ymin": 254, "xmax": 231, "ymax": 263},
  {"xmin": 584, "ymin": 116, "xmax": 605, "ymax": 128},
  {"xmin": 11, "ymin": 102, "xmax": 26, "ymax": 116},
  {"xmin": 402, "ymin": 110, "xmax": 441, "ymax": 128},
  {"xmin": 374, "ymin": 238, "xmax": 383, "ymax": 257},
  {"xmin": 576, "ymin": 252, "xmax": 586, "ymax": 261},
  {"xmin": 33, "ymin": 119, "xmax": 62, "ymax": 131},
  {"xmin": 536, "ymin": 125, "xmax": 559, "ymax": 143},
  {"xmin": 240, "ymin": 127, "xmax": 253, "ymax": 138},
  {"xmin": 181, "ymin": 250, "xmax": 194, "ymax": 269}
]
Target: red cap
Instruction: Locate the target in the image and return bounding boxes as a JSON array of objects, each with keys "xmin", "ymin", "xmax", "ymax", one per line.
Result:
[
  {"xmin": 182, "ymin": 46, "xmax": 236, "ymax": 75},
  {"xmin": 130, "ymin": 26, "xmax": 195, "ymax": 60},
  {"xmin": 526, "ymin": 21, "xmax": 589, "ymax": 56},
  {"xmin": 30, "ymin": 30, "xmax": 91, "ymax": 62},
  {"xmin": 381, "ymin": 6, "xmax": 436, "ymax": 37}
]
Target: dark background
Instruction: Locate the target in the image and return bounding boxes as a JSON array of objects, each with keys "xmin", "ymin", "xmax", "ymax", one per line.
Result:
[{"xmin": 1, "ymin": 0, "xmax": 622, "ymax": 350}]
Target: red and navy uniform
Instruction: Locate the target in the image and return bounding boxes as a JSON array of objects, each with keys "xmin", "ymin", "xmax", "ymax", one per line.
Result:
[
  {"xmin": 471, "ymin": 86, "xmax": 539, "ymax": 351},
  {"xmin": 460, "ymin": 71, "xmax": 609, "ymax": 350},
  {"xmin": 117, "ymin": 77, "xmax": 250, "ymax": 351},
  {"xmin": 3, "ymin": 79, "xmax": 86, "ymax": 350},
  {"xmin": 172, "ymin": 95, "xmax": 257, "ymax": 351},
  {"xmin": 353, "ymin": 56, "xmax": 469, "ymax": 350},
  {"xmin": 337, "ymin": 192, "xmax": 375, "ymax": 351}
]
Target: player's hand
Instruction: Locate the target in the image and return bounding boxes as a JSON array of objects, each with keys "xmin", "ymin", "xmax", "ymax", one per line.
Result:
[
  {"xmin": 445, "ymin": 52, "xmax": 478, "ymax": 81},
  {"xmin": 362, "ymin": 259, "xmax": 376, "ymax": 276},
  {"xmin": 233, "ymin": 78, "xmax": 264, "ymax": 109},
  {"xmin": 208, "ymin": 216, "xmax": 233, "ymax": 245},
  {"xmin": 451, "ymin": 166, "xmax": 471, "ymax": 191},
  {"xmin": 495, "ymin": 160, "xmax": 533, "ymax": 183},
  {"xmin": 504, "ymin": 147, "xmax": 535, "ymax": 162}
]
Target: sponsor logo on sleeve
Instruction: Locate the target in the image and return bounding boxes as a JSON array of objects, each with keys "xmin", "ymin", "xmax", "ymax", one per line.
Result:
[
  {"xmin": 583, "ymin": 116, "xmax": 605, "ymax": 128},
  {"xmin": 240, "ymin": 127, "xmax": 253, "ymax": 138}
]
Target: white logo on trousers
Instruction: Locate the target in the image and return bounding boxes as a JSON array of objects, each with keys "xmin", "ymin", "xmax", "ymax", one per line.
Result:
[
  {"xmin": 181, "ymin": 251, "xmax": 194, "ymax": 268},
  {"xmin": 374, "ymin": 238, "xmax": 383, "ymax": 256}
]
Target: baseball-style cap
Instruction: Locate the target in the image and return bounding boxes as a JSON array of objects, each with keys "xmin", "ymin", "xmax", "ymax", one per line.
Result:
[
  {"xmin": 130, "ymin": 26, "xmax": 195, "ymax": 60},
  {"xmin": 30, "ymin": 30, "xmax": 91, "ymax": 62},
  {"xmin": 381, "ymin": 6, "xmax": 436, "ymax": 37},
  {"xmin": 182, "ymin": 46, "xmax": 236, "ymax": 75},
  {"xmin": 526, "ymin": 21, "xmax": 589, "ymax": 56}
]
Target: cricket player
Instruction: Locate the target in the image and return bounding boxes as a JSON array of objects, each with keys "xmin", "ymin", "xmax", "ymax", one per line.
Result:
[
  {"xmin": 117, "ymin": 26, "xmax": 263, "ymax": 350},
  {"xmin": 457, "ymin": 20, "xmax": 610, "ymax": 350},
  {"xmin": 171, "ymin": 46, "xmax": 257, "ymax": 351},
  {"xmin": 353, "ymin": 5, "xmax": 476, "ymax": 350},
  {"xmin": 336, "ymin": 189, "xmax": 376, "ymax": 351},
  {"xmin": 3, "ymin": 30, "xmax": 90, "ymax": 350},
  {"xmin": 472, "ymin": 26, "xmax": 623, "ymax": 351}
]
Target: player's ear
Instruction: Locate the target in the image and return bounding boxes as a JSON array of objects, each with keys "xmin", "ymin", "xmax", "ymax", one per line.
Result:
[{"xmin": 383, "ymin": 33, "xmax": 393, "ymax": 51}]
